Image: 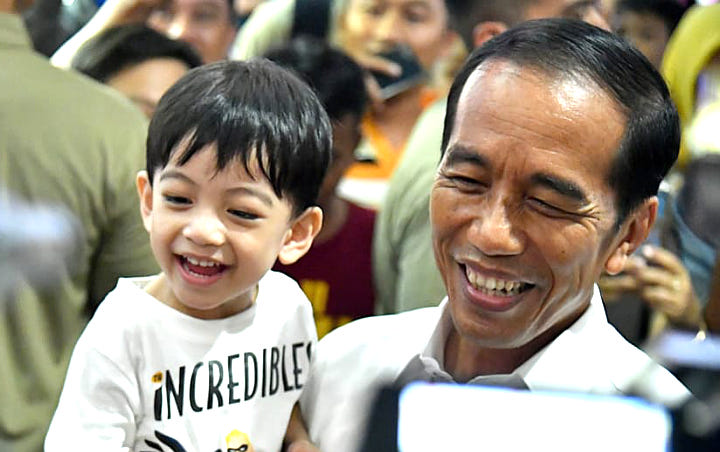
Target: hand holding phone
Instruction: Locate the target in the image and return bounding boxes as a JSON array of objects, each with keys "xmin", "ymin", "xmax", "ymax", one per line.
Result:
[{"xmin": 368, "ymin": 45, "xmax": 427, "ymax": 100}]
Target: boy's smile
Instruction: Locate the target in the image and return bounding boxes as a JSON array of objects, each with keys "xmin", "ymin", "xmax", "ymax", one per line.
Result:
[{"xmin": 137, "ymin": 144, "xmax": 305, "ymax": 319}]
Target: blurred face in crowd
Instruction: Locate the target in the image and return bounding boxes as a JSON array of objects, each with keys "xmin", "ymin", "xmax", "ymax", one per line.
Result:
[
  {"xmin": 613, "ymin": 10, "xmax": 670, "ymax": 69},
  {"xmin": 317, "ymin": 113, "xmax": 363, "ymax": 206},
  {"xmin": 148, "ymin": 0, "xmax": 237, "ymax": 63},
  {"xmin": 341, "ymin": 0, "xmax": 455, "ymax": 69},
  {"xmin": 431, "ymin": 61, "xmax": 647, "ymax": 356},
  {"xmin": 523, "ymin": 0, "xmax": 609, "ymax": 30},
  {"xmin": 107, "ymin": 57, "xmax": 191, "ymax": 118}
]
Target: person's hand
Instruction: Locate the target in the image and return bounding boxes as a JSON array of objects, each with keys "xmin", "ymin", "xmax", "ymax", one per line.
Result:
[
  {"xmin": 629, "ymin": 245, "xmax": 702, "ymax": 328},
  {"xmin": 94, "ymin": 0, "xmax": 164, "ymax": 27},
  {"xmin": 339, "ymin": 37, "xmax": 401, "ymax": 113},
  {"xmin": 285, "ymin": 439, "xmax": 322, "ymax": 452}
]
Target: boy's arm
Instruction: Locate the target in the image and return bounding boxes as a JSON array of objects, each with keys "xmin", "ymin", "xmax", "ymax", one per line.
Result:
[
  {"xmin": 45, "ymin": 324, "xmax": 139, "ymax": 450},
  {"xmin": 283, "ymin": 403, "xmax": 322, "ymax": 452}
]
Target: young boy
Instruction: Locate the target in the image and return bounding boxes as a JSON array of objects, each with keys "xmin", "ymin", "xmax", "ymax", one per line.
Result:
[
  {"xmin": 45, "ymin": 59, "xmax": 331, "ymax": 452},
  {"xmin": 265, "ymin": 37, "xmax": 375, "ymax": 338},
  {"xmin": 612, "ymin": 0, "xmax": 686, "ymax": 69}
]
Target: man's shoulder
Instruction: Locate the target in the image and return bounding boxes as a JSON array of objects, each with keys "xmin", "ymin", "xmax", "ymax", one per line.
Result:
[
  {"xmin": 3, "ymin": 51, "xmax": 146, "ymax": 128},
  {"xmin": 316, "ymin": 306, "xmax": 441, "ymax": 366}
]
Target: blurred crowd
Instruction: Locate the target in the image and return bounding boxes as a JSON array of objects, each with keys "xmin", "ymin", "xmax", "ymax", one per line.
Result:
[{"xmin": 2, "ymin": 0, "xmax": 720, "ymax": 450}]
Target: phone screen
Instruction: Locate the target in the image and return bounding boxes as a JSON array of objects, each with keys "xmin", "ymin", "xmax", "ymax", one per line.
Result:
[{"xmin": 369, "ymin": 46, "xmax": 427, "ymax": 100}]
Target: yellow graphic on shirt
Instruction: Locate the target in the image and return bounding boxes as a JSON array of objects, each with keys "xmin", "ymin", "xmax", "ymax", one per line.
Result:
[
  {"xmin": 300, "ymin": 279, "xmax": 352, "ymax": 338},
  {"xmin": 226, "ymin": 429, "xmax": 254, "ymax": 452}
]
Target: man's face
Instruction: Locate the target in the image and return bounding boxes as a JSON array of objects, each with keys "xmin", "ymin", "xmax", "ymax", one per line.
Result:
[
  {"xmin": 431, "ymin": 61, "xmax": 628, "ymax": 350},
  {"xmin": 148, "ymin": 0, "xmax": 237, "ymax": 63},
  {"xmin": 317, "ymin": 113, "xmax": 362, "ymax": 206},
  {"xmin": 523, "ymin": 0, "xmax": 609, "ymax": 30},
  {"xmin": 106, "ymin": 57, "xmax": 191, "ymax": 118},
  {"xmin": 341, "ymin": 0, "xmax": 453, "ymax": 69}
]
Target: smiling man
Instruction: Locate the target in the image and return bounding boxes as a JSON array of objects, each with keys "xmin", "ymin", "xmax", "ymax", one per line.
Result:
[{"xmin": 300, "ymin": 18, "xmax": 690, "ymax": 452}]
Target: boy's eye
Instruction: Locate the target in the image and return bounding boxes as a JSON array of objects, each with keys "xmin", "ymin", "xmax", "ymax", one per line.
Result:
[
  {"xmin": 164, "ymin": 195, "xmax": 191, "ymax": 205},
  {"xmin": 228, "ymin": 209, "xmax": 259, "ymax": 220}
]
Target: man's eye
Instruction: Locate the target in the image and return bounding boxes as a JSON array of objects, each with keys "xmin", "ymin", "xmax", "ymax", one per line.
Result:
[
  {"xmin": 164, "ymin": 195, "xmax": 191, "ymax": 205},
  {"xmin": 228, "ymin": 209, "xmax": 258, "ymax": 220},
  {"xmin": 528, "ymin": 197, "xmax": 569, "ymax": 216}
]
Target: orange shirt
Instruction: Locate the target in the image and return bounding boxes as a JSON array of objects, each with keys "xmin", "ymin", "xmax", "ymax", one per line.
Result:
[{"xmin": 345, "ymin": 88, "xmax": 439, "ymax": 180}]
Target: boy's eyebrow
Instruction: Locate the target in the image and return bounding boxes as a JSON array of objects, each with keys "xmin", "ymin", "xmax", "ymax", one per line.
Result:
[
  {"xmin": 227, "ymin": 187, "xmax": 275, "ymax": 207},
  {"xmin": 159, "ymin": 169, "xmax": 276, "ymax": 207}
]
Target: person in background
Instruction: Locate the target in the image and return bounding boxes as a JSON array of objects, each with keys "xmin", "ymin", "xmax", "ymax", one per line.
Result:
[
  {"xmin": 0, "ymin": 1, "xmax": 158, "ymax": 451},
  {"xmin": 267, "ymin": 36, "xmax": 375, "ymax": 338},
  {"xmin": 301, "ymin": 19, "xmax": 690, "ymax": 452},
  {"xmin": 612, "ymin": 0, "xmax": 686, "ymax": 69},
  {"xmin": 373, "ymin": 0, "xmax": 609, "ymax": 315},
  {"xmin": 45, "ymin": 59, "xmax": 330, "ymax": 452},
  {"xmin": 233, "ymin": 0, "xmax": 460, "ymax": 208},
  {"xmin": 72, "ymin": 24, "xmax": 202, "ymax": 118},
  {"xmin": 661, "ymin": 1, "xmax": 720, "ymax": 169},
  {"xmin": 51, "ymin": 0, "xmax": 238, "ymax": 66}
]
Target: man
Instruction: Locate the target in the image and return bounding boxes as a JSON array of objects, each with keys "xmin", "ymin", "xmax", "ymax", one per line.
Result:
[
  {"xmin": 51, "ymin": 0, "xmax": 237, "ymax": 66},
  {"xmin": 301, "ymin": 19, "xmax": 690, "ymax": 451},
  {"xmin": 374, "ymin": 0, "xmax": 609, "ymax": 314},
  {"xmin": 0, "ymin": 2, "xmax": 158, "ymax": 451}
]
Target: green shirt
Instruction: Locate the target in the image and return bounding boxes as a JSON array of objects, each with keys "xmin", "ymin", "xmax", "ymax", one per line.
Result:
[{"xmin": 0, "ymin": 14, "xmax": 158, "ymax": 452}]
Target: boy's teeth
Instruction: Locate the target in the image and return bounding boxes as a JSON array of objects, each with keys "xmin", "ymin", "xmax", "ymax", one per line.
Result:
[
  {"xmin": 186, "ymin": 256, "xmax": 219, "ymax": 267},
  {"xmin": 466, "ymin": 267, "xmax": 524, "ymax": 295}
]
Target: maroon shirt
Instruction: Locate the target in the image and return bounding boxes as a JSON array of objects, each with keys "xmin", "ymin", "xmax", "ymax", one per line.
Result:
[{"xmin": 274, "ymin": 202, "xmax": 375, "ymax": 338}]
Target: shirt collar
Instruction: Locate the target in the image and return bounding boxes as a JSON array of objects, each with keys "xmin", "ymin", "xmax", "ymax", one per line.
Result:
[
  {"xmin": 397, "ymin": 285, "xmax": 607, "ymax": 390},
  {"xmin": 0, "ymin": 13, "xmax": 33, "ymax": 50}
]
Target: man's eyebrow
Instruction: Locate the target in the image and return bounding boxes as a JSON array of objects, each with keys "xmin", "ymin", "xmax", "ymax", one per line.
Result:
[
  {"xmin": 443, "ymin": 145, "xmax": 490, "ymax": 169},
  {"xmin": 530, "ymin": 173, "xmax": 588, "ymax": 202}
]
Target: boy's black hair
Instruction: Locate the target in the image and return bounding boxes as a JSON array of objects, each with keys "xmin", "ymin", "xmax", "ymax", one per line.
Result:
[
  {"xmin": 443, "ymin": 19, "xmax": 680, "ymax": 227},
  {"xmin": 263, "ymin": 36, "xmax": 368, "ymax": 122},
  {"xmin": 147, "ymin": 59, "xmax": 332, "ymax": 216},
  {"xmin": 616, "ymin": 0, "xmax": 687, "ymax": 35},
  {"xmin": 71, "ymin": 24, "xmax": 203, "ymax": 82}
]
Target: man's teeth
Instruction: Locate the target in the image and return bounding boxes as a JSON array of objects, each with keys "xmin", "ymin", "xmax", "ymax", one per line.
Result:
[
  {"xmin": 186, "ymin": 256, "xmax": 220, "ymax": 267},
  {"xmin": 466, "ymin": 268, "xmax": 524, "ymax": 295}
]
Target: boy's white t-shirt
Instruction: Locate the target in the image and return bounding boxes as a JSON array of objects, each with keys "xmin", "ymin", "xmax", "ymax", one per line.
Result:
[{"xmin": 45, "ymin": 271, "xmax": 317, "ymax": 452}]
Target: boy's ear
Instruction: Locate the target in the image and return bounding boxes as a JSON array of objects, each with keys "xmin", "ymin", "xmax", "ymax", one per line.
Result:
[
  {"xmin": 277, "ymin": 207, "xmax": 323, "ymax": 265},
  {"xmin": 604, "ymin": 196, "xmax": 658, "ymax": 275},
  {"xmin": 136, "ymin": 170, "xmax": 154, "ymax": 233}
]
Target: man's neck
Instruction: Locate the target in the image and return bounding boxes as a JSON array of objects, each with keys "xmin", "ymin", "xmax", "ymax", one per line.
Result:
[{"xmin": 443, "ymin": 316, "xmax": 577, "ymax": 382}]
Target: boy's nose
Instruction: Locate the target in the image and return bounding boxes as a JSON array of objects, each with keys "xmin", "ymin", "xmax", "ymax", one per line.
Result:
[{"xmin": 183, "ymin": 215, "xmax": 226, "ymax": 247}]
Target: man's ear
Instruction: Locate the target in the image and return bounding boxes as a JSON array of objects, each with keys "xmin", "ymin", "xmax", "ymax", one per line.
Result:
[
  {"xmin": 136, "ymin": 170, "xmax": 153, "ymax": 233},
  {"xmin": 277, "ymin": 206, "xmax": 323, "ymax": 265},
  {"xmin": 472, "ymin": 21, "xmax": 509, "ymax": 48},
  {"xmin": 604, "ymin": 196, "xmax": 659, "ymax": 275}
]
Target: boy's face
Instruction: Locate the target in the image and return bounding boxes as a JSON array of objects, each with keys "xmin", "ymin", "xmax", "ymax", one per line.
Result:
[
  {"xmin": 613, "ymin": 10, "xmax": 669, "ymax": 69},
  {"xmin": 317, "ymin": 113, "xmax": 362, "ymax": 206},
  {"xmin": 137, "ymin": 143, "xmax": 321, "ymax": 319}
]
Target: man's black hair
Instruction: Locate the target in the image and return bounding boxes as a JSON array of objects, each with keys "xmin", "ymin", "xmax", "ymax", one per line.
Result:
[
  {"xmin": 444, "ymin": 0, "xmax": 532, "ymax": 49},
  {"xmin": 71, "ymin": 24, "xmax": 203, "ymax": 82},
  {"xmin": 441, "ymin": 18, "xmax": 680, "ymax": 226},
  {"xmin": 263, "ymin": 36, "xmax": 367, "ymax": 122},
  {"xmin": 147, "ymin": 59, "xmax": 332, "ymax": 216},
  {"xmin": 616, "ymin": 0, "xmax": 687, "ymax": 35}
]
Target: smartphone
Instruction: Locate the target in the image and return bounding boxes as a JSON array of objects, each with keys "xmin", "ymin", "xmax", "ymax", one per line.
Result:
[{"xmin": 369, "ymin": 46, "xmax": 427, "ymax": 100}]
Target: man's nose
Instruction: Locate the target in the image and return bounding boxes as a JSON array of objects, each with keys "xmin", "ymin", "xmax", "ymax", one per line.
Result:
[
  {"xmin": 375, "ymin": 11, "xmax": 404, "ymax": 47},
  {"xmin": 468, "ymin": 198, "xmax": 524, "ymax": 256},
  {"xmin": 165, "ymin": 15, "xmax": 195, "ymax": 42},
  {"xmin": 183, "ymin": 212, "xmax": 226, "ymax": 247}
]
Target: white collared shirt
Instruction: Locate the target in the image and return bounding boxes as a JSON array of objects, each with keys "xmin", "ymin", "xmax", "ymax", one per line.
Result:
[{"xmin": 300, "ymin": 286, "xmax": 691, "ymax": 452}]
